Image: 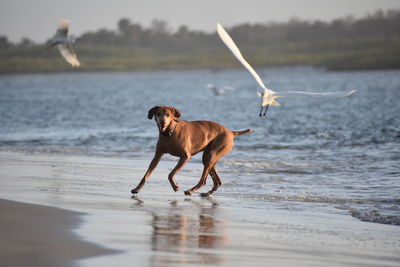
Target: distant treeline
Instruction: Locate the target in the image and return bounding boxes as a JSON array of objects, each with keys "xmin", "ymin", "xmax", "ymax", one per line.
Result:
[{"xmin": 1, "ymin": 9, "xmax": 400, "ymax": 72}]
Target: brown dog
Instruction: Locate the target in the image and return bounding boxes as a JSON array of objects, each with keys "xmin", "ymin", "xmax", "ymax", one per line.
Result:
[{"xmin": 131, "ymin": 106, "xmax": 252, "ymax": 197}]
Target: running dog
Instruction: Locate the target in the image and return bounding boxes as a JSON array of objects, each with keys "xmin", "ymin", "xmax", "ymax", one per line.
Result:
[{"xmin": 131, "ymin": 106, "xmax": 252, "ymax": 197}]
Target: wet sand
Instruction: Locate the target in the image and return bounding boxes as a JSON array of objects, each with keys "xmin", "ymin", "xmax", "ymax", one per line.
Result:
[
  {"xmin": 0, "ymin": 151, "xmax": 399, "ymax": 267},
  {"xmin": 0, "ymin": 199, "xmax": 116, "ymax": 267}
]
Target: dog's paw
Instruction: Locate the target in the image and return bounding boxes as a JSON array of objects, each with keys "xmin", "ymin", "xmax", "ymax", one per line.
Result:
[
  {"xmin": 172, "ymin": 185, "xmax": 179, "ymax": 192},
  {"xmin": 131, "ymin": 188, "xmax": 139, "ymax": 194},
  {"xmin": 200, "ymin": 192, "xmax": 210, "ymax": 198},
  {"xmin": 184, "ymin": 190, "xmax": 192, "ymax": 196}
]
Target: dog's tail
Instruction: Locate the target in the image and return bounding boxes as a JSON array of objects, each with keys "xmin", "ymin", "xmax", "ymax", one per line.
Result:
[{"xmin": 232, "ymin": 128, "xmax": 253, "ymax": 137}]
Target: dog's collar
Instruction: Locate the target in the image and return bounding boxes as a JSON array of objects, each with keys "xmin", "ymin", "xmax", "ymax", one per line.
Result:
[{"xmin": 160, "ymin": 123, "xmax": 177, "ymax": 137}]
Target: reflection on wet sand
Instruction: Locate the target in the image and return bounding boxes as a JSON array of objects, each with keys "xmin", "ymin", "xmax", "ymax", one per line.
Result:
[{"xmin": 131, "ymin": 197, "xmax": 229, "ymax": 266}]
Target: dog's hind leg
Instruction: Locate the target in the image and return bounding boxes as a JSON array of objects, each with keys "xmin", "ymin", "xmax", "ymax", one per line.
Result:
[
  {"xmin": 185, "ymin": 134, "xmax": 232, "ymax": 196},
  {"xmin": 200, "ymin": 166, "xmax": 222, "ymax": 197},
  {"xmin": 184, "ymin": 164, "xmax": 212, "ymax": 196},
  {"xmin": 184, "ymin": 146, "xmax": 215, "ymax": 195}
]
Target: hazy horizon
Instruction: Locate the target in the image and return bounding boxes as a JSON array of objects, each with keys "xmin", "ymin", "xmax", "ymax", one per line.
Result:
[{"xmin": 1, "ymin": 0, "xmax": 400, "ymax": 43}]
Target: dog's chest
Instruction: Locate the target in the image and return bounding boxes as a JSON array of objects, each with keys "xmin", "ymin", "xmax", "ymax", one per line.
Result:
[{"xmin": 159, "ymin": 135, "xmax": 187, "ymax": 157}]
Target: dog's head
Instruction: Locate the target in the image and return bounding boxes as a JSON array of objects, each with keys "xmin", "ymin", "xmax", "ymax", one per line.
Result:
[{"xmin": 148, "ymin": 106, "xmax": 181, "ymax": 132}]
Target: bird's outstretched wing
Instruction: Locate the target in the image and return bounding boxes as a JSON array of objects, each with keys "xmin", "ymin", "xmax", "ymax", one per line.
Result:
[
  {"xmin": 273, "ymin": 90, "xmax": 357, "ymax": 98},
  {"xmin": 57, "ymin": 43, "xmax": 80, "ymax": 67},
  {"xmin": 55, "ymin": 20, "xmax": 69, "ymax": 38},
  {"xmin": 217, "ymin": 23, "xmax": 269, "ymax": 91},
  {"xmin": 222, "ymin": 85, "xmax": 236, "ymax": 91}
]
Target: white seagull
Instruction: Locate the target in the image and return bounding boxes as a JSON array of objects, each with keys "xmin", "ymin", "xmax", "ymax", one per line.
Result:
[
  {"xmin": 216, "ymin": 23, "xmax": 356, "ymax": 116},
  {"xmin": 46, "ymin": 20, "xmax": 80, "ymax": 67}
]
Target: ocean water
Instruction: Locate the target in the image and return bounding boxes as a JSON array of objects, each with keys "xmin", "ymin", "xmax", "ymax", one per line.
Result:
[{"xmin": 0, "ymin": 67, "xmax": 399, "ymax": 226}]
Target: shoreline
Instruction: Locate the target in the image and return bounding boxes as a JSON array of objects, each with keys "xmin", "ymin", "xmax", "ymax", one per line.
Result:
[
  {"xmin": 0, "ymin": 151, "xmax": 399, "ymax": 267},
  {"xmin": 1, "ymin": 64, "xmax": 400, "ymax": 76},
  {"xmin": 0, "ymin": 198, "xmax": 117, "ymax": 267}
]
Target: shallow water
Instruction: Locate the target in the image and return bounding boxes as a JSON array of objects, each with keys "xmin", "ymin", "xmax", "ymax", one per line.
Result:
[{"xmin": 1, "ymin": 67, "xmax": 399, "ymax": 225}]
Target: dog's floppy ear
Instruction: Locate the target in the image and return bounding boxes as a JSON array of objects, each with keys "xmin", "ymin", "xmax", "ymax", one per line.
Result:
[
  {"xmin": 169, "ymin": 107, "xmax": 181, "ymax": 120},
  {"xmin": 148, "ymin": 106, "xmax": 160, "ymax": 120}
]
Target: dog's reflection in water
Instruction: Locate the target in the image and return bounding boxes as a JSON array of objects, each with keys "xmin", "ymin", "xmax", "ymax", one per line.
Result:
[{"xmin": 132, "ymin": 197, "xmax": 229, "ymax": 265}]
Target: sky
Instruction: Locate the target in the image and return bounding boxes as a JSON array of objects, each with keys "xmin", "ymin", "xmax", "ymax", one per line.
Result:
[{"xmin": 1, "ymin": 0, "xmax": 399, "ymax": 43}]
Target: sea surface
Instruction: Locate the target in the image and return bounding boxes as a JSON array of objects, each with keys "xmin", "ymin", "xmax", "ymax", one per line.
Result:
[{"xmin": 0, "ymin": 66, "xmax": 399, "ymax": 226}]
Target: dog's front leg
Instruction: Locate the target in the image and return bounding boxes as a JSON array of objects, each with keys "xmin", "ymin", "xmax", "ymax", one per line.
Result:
[
  {"xmin": 131, "ymin": 151, "xmax": 163, "ymax": 194},
  {"xmin": 168, "ymin": 154, "xmax": 191, "ymax": 192}
]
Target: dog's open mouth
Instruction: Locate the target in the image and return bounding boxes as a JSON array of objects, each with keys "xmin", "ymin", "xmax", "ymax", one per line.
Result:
[{"xmin": 158, "ymin": 124, "xmax": 167, "ymax": 132}]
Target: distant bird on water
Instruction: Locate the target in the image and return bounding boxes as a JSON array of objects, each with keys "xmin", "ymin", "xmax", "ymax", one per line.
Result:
[
  {"xmin": 46, "ymin": 20, "xmax": 80, "ymax": 67},
  {"xmin": 216, "ymin": 23, "xmax": 356, "ymax": 117}
]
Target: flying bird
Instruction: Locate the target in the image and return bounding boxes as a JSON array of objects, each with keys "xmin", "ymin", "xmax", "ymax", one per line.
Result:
[
  {"xmin": 216, "ymin": 23, "xmax": 356, "ymax": 116},
  {"xmin": 207, "ymin": 83, "xmax": 236, "ymax": 96},
  {"xmin": 46, "ymin": 20, "xmax": 80, "ymax": 67}
]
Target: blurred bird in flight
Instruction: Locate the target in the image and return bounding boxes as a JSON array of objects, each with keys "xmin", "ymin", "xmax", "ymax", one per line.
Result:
[
  {"xmin": 46, "ymin": 20, "xmax": 80, "ymax": 67},
  {"xmin": 207, "ymin": 83, "xmax": 236, "ymax": 96}
]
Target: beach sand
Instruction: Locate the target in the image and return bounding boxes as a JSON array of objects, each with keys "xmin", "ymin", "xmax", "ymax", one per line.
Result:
[
  {"xmin": 0, "ymin": 151, "xmax": 399, "ymax": 267},
  {"xmin": 0, "ymin": 199, "xmax": 116, "ymax": 267}
]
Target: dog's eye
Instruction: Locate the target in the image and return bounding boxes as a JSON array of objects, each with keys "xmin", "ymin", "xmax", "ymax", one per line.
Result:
[
  {"xmin": 156, "ymin": 112, "xmax": 161, "ymax": 117},
  {"xmin": 166, "ymin": 114, "xmax": 170, "ymax": 117}
]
